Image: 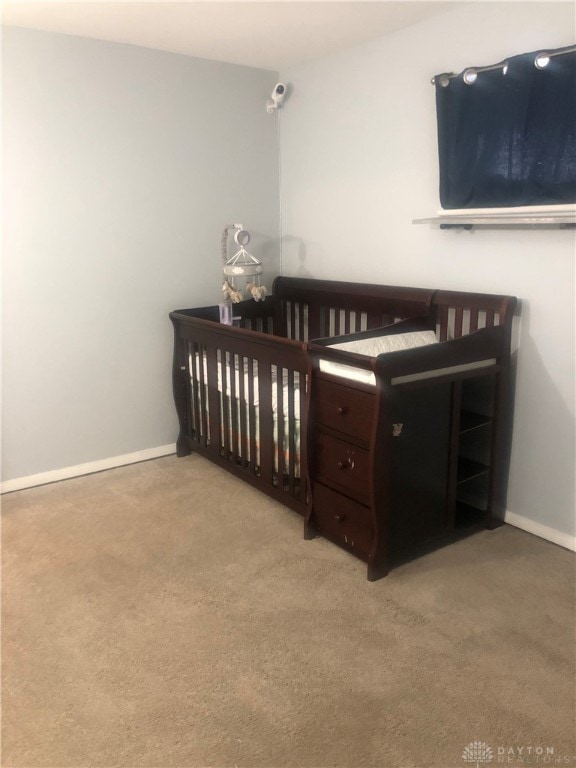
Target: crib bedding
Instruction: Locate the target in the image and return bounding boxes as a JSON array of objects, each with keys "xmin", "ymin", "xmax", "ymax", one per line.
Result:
[
  {"xmin": 328, "ymin": 329, "xmax": 438, "ymax": 355},
  {"xmin": 189, "ymin": 351, "xmax": 302, "ymax": 472},
  {"xmin": 189, "ymin": 351, "xmax": 302, "ymax": 419}
]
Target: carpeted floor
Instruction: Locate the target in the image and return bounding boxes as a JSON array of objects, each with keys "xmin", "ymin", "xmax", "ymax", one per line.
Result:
[{"xmin": 2, "ymin": 454, "xmax": 575, "ymax": 768}]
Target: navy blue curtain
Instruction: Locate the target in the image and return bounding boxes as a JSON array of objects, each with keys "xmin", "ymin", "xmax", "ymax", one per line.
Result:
[{"xmin": 435, "ymin": 47, "xmax": 576, "ymax": 209}]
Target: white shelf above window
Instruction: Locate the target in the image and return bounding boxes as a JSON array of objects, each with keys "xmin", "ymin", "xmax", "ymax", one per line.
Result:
[{"xmin": 413, "ymin": 206, "xmax": 576, "ymax": 229}]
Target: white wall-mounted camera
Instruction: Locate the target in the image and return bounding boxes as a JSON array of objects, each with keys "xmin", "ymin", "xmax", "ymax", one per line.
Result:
[{"xmin": 266, "ymin": 82, "xmax": 287, "ymax": 114}]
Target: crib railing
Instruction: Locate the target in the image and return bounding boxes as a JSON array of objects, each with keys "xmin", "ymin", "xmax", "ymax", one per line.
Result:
[
  {"xmin": 432, "ymin": 290, "xmax": 516, "ymax": 342},
  {"xmin": 171, "ymin": 310, "xmax": 310, "ymax": 513},
  {"xmin": 273, "ymin": 277, "xmax": 434, "ymax": 341},
  {"xmin": 232, "ymin": 295, "xmax": 277, "ymax": 334},
  {"xmin": 273, "ymin": 278, "xmax": 516, "ymax": 346}
]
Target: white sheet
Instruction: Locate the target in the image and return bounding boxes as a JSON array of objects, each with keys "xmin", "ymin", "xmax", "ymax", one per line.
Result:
[
  {"xmin": 189, "ymin": 352, "xmax": 301, "ymax": 471},
  {"xmin": 190, "ymin": 353, "xmax": 301, "ymax": 419}
]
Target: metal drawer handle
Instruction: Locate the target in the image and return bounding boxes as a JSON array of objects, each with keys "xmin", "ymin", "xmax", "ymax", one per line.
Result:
[
  {"xmin": 337, "ymin": 458, "xmax": 353, "ymax": 470},
  {"xmin": 335, "ymin": 513, "xmax": 346, "ymax": 523},
  {"xmin": 336, "ymin": 406, "xmax": 348, "ymax": 416}
]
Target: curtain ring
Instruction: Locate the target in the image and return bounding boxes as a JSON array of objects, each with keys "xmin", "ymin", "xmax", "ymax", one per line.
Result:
[{"xmin": 535, "ymin": 52, "xmax": 550, "ymax": 69}]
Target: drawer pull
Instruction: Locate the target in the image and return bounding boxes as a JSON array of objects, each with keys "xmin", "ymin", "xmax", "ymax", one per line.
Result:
[
  {"xmin": 335, "ymin": 513, "xmax": 346, "ymax": 523},
  {"xmin": 337, "ymin": 458, "xmax": 353, "ymax": 470},
  {"xmin": 336, "ymin": 406, "xmax": 348, "ymax": 416}
]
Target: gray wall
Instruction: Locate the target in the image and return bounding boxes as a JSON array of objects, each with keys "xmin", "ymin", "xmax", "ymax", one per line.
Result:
[
  {"xmin": 2, "ymin": 27, "xmax": 280, "ymax": 480},
  {"xmin": 4, "ymin": 11, "xmax": 575, "ymax": 541},
  {"xmin": 279, "ymin": 3, "xmax": 575, "ymax": 536}
]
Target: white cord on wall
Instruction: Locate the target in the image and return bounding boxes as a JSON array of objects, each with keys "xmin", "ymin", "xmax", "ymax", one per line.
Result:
[{"xmin": 277, "ymin": 100, "xmax": 283, "ymax": 279}]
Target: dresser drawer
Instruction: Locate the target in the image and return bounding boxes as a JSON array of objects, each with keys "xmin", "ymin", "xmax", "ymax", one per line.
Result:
[
  {"xmin": 314, "ymin": 377, "xmax": 374, "ymax": 443},
  {"xmin": 313, "ymin": 432, "xmax": 371, "ymax": 503},
  {"xmin": 313, "ymin": 483, "xmax": 373, "ymax": 558}
]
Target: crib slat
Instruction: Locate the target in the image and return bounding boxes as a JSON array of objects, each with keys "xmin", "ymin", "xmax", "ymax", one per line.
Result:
[
  {"xmin": 438, "ymin": 305, "xmax": 449, "ymax": 341},
  {"xmin": 296, "ymin": 371, "xmax": 306, "ymax": 502},
  {"xmin": 320, "ymin": 306, "xmax": 330, "ymax": 337},
  {"xmin": 296, "ymin": 303, "xmax": 303, "ymax": 339},
  {"xmin": 206, "ymin": 347, "xmax": 220, "ymax": 454},
  {"xmin": 454, "ymin": 307, "xmax": 464, "ymax": 339},
  {"xmin": 289, "ymin": 302, "xmax": 297, "ymax": 340},
  {"xmin": 343, "ymin": 310, "xmax": 351, "ymax": 335},
  {"xmin": 300, "ymin": 373, "xmax": 305, "ymax": 499},
  {"xmin": 334, "ymin": 307, "xmax": 346, "ymax": 336},
  {"xmin": 299, "ymin": 303, "xmax": 306, "ymax": 341},
  {"xmin": 229, "ymin": 352, "xmax": 239, "ymax": 460},
  {"xmin": 259, "ymin": 361, "xmax": 274, "ymax": 483},
  {"xmin": 198, "ymin": 345, "xmax": 209, "ymax": 446},
  {"xmin": 366, "ymin": 311, "xmax": 381, "ymax": 330},
  {"xmin": 330, "ymin": 308, "xmax": 337, "ymax": 336},
  {"xmin": 276, "ymin": 367, "xmax": 285, "ymax": 482},
  {"xmin": 248, "ymin": 359, "xmax": 257, "ymax": 473},
  {"xmin": 469, "ymin": 308, "xmax": 479, "ymax": 333},
  {"xmin": 313, "ymin": 306, "xmax": 321, "ymax": 338},
  {"xmin": 292, "ymin": 303, "xmax": 299, "ymax": 339},
  {"xmin": 308, "ymin": 304, "xmax": 321, "ymax": 341},
  {"xmin": 238, "ymin": 356, "xmax": 248, "ymax": 467},
  {"xmin": 221, "ymin": 351, "xmax": 231, "ymax": 458},
  {"xmin": 189, "ymin": 343, "xmax": 200, "ymax": 442},
  {"xmin": 327, "ymin": 308, "xmax": 335, "ymax": 336},
  {"xmin": 190, "ymin": 344, "xmax": 199, "ymax": 442},
  {"xmin": 287, "ymin": 369, "xmax": 296, "ymax": 495}
]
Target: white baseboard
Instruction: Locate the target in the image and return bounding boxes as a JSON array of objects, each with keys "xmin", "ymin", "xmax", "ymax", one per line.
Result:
[
  {"xmin": 504, "ymin": 510, "xmax": 576, "ymax": 552},
  {"xmin": 0, "ymin": 444, "xmax": 176, "ymax": 494}
]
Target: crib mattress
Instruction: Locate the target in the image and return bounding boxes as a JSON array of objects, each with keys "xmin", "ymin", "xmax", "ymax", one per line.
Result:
[{"xmin": 318, "ymin": 330, "xmax": 496, "ymax": 385}]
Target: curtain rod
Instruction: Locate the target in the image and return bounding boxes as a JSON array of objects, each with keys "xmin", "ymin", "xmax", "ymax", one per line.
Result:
[{"xmin": 432, "ymin": 44, "xmax": 576, "ymax": 87}]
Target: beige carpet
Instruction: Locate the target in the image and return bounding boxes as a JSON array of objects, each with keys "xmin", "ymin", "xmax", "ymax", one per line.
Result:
[{"xmin": 2, "ymin": 454, "xmax": 575, "ymax": 768}]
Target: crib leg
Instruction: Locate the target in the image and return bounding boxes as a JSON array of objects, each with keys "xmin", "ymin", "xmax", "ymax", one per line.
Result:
[
  {"xmin": 176, "ymin": 433, "xmax": 193, "ymax": 457},
  {"xmin": 303, "ymin": 513, "xmax": 318, "ymax": 540},
  {"xmin": 367, "ymin": 554, "xmax": 389, "ymax": 581}
]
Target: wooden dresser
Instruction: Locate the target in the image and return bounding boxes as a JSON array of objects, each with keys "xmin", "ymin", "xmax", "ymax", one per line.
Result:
[
  {"xmin": 306, "ymin": 368, "xmax": 478, "ymax": 580},
  {"xmin": 307, "ymin": 375, "xmax": 376, "ymax": 564}
]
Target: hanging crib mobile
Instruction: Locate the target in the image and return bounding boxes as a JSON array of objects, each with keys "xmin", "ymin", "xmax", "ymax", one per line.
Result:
[{"xmin": 220, "ymin": 224, "xmax": 267, "ymax": 324}]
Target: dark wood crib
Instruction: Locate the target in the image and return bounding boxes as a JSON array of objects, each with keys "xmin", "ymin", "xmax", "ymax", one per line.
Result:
[{"xmin": 170, "ymin": 277, "xmax": 517, "ymax": 579}]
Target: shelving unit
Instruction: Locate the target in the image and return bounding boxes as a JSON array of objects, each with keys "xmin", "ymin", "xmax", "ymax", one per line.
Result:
[
  {"xmin": 457, "ymin": 456, "xmax": 490, "ymax": 485},
  {"xmin": 452, "ymin": 375, "xmax": 496, "ymax": 530},
  {"xmin": 460, "ymin": 410, "xmax": 491, "ymax": 433}
]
